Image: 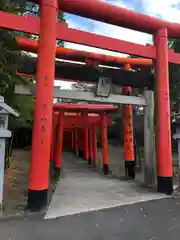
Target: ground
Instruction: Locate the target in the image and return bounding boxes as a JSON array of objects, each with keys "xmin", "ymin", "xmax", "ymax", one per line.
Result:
[
  {"xmin": 2, "ymin": 145, "xmax": 180, "ymax": 215},
  {"xmin": 3, "ymin": 150, "xmax": 29, "ymax": 215},
  {"xmin": 45, "ymin": 151, "xmax": 167, "ymax": 219},
  {"xmin": 1, "ymin": 199, "xmax": 180, "ymax": 240},
  {"xmin": 3, "ymin": 149, "xmax": 55, "ymax": 216},
  {"xmin": 1, "ymin": 147, "xmax": 180, "ymax": 239}
]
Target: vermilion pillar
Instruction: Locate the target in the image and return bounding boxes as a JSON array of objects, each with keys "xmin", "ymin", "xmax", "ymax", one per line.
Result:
[
  {"xmin": 71, "ymin": 131, "xmax": 74, "ymax": 151},
  {"xmin": 54, "ymin": 111, "xmax": 64, "ymax": 179},
  {"xmin": 84, "ymin": 127, "xmax": 89, "ymax": 160},
  {"xmin": 92, "ymin": 124, "xmax": 98, "ymax": 167},
  {"xmin": 81, "ymin": 112, "xmax": 89, "ymax": 160},
  {"xmin": 75, "ymin": 127, "xmax": 78, "ymax": 156},
  {"xmin": 77, "ymin": 128, "xmax": 82, "ymax": 157},
  {"xmin": 28, "ymin": 0, "xmax": 58, "ymax": 211},
  {"xmin": 155, "ymin": 28, "xmax": 173, "ymax": 194},
  {"xmin": 122, "ymin": 64, "xmax": 135, "ymax": 179},
  {"xmin": 50, "ymin": 110, "xmax": 57, "ymax": 161},
  {"xmin": 89, "ymin": 127, "xmax": 93, "ymax": 166},
  {"xmin": 72, "ymin": 129, "xmax": 76, "ymax": 153},
  {"xmin": 101, "ymin": 114, "xmax": 109, "ymax": 175}
]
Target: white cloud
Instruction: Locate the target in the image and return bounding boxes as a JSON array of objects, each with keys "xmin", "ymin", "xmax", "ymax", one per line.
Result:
[
  {"xmin": 65, "ymin": 43, "xmax": 127, "ymax": 57},
  {"xmin": 142, "ymin": 0, "xmax": 180, "ymax": 23},
  {"xmin": 91, "ymin": 21, "xmax": 152, "ymax": 46},
  {"xmin": 54, "ymin": 80, "xmax": 73, "ymax": 88},
  {"xmin": 30, "ymin": 0, "xmax": 180, "ymax": 88},
  {"xmin": 66, "ymin": 0, "xmax": 180, "ymax": 56},
  {"xmin": 66, "ymin": 0, "xmax": 152, "ymax": 56}
]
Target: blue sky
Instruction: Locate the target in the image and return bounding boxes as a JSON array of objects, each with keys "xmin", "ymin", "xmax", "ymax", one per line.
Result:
[
  {"xmin": 54, "ymin": 0, "xmax": 180, "ymax": 87},
  {"xmin": 65, "ymin": 0, "xmax": 180, "ymax": 54}
]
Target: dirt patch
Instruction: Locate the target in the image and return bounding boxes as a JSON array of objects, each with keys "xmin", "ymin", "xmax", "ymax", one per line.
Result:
[
  {"xmin": 2, "ymin": 147, "xmax": 180, "ymax": 215},
  {"xmin": 3, "ymin": 149, "xmax": 30, "ymax": 215},
  {"xmin": 3, "ymin": 149, "xmax": 57, "ymax": 216}
]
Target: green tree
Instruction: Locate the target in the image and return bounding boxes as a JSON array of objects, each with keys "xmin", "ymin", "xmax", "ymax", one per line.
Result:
[
  {"xmin": 168, "ymin": 39, "xmax": 180, "ymax": 120},
  {"xmin": 10, "ymin": 0, "xmax": 65, "ymax": 46}
]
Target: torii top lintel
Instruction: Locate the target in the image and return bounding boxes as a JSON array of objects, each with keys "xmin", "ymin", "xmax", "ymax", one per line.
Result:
[
  {"xmin": 54, "ymin": 112, "xmax": 113, "ymax": 128},
  {"xmin": 53, "ymin": 103, "xmax": 117, "ymax": 113},
  {"xmin": 16, "ymin": 37, "xmax": 152, "ymax": 67},
  {"xmin": 1, "ymin": 11, "xmax": 180, "ymax": 62},
  {"xmin": 63, "ymin": 116, "xmax": 112, "ymax": 126},
  {"xmin": 32, "ymin": 0, "xmax": 180, "ymax": 38}
]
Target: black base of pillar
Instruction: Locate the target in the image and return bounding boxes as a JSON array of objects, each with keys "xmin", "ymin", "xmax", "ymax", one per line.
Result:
[
  {"xmin": 103, "ymin": 164, "xmax": 109, "ymax": 175},
  {"xmin": 92, "ymin": 160, "xmax": 96, "ymax": 168},
  {"xmin": 28, "ymin": 189, "xmax": 48, "ymax": 212},
  {"xmin": 157, "ymin": 176, "xmax": 173, "ymax": 195},
  {"xmin": 54, "ymin": 167, "xmax": 61, "ymax": 180},
  {"xmin": 88, "ymin": 158, "xmax": 92, "ymax": 166},
  {"xmin": 78, "ymin": 150, "xmax": 84, "ymax": 158},
  {"xmin": 125, "ymin": 161, "xmax": 135, "ymax": 179}
]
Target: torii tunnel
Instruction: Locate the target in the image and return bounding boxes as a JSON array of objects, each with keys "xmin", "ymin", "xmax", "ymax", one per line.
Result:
[
  {"xmin": 16, "ymin": 37, "xmax": 143, "ymax": 193},
  {"xmin": 16, "ymin": 38, "xmax": 149, "ymax": 186},
  {"xmin": 0, "ymin": 0, "xmax": 178, "ymax": 210},
  {"xmin": 28, "ymin": 103, "xmax": 117, "ymax": 210}
]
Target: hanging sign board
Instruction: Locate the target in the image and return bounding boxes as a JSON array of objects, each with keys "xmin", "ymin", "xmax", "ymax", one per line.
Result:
[{"xmin": 96, "ymin": 76, "xmax": 112, "ymax": 97}]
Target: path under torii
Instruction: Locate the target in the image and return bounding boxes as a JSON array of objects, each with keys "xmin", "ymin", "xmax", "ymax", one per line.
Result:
[{"xmin": 0, "ymin": 0, "xmax": 175, "ymax": 211}]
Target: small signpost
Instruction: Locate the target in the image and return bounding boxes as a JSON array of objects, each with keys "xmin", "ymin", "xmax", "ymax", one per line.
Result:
[{"xmin": 96, "ymin": 76, "xmax": 112, "ymax": 97}]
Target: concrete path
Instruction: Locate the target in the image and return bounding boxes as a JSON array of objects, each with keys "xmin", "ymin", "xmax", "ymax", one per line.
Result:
[
  {"xmin": 1, "ymin": 198, "xmax": 180, "ymax": 240},
  {"xmin": 45, "ymin": 152, "xmax": 168, "ymax": 219}
]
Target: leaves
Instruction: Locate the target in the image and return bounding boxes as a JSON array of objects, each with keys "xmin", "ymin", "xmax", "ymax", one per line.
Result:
[{"xmin": 169, "ymin": 39, "xmax": 180, "ymax": 116}]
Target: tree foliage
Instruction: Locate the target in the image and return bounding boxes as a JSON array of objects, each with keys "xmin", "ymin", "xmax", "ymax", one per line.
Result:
[
  {"xmin": 169, "ymin": 41, "xmax": 180, "ymax": 97},
  {"xmin": 0, "ymin": 1, "xmax": 26, "ymax": 103},
  {"xmin": 167, "ymin": 39, "xmax": 180, "ymax": 120}
]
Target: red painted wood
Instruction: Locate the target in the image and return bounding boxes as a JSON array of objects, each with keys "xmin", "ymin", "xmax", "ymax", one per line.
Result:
[
  {"xmin": 16, "ymin": 37, "xmax": 153, "ymax": 68},
  {"xmin": 155, "ymin": 29, "xmax": 172, "ymax": 178},
  {"xmin": 101, "ymin": 114, "xmax": 109, "ymax": 165},
  {"xmin": 92, "ymin": 124, "xmax": 98, "ymax": 162},
  {"xmin": 123, "ymin": 64, "xmax": 134, "ymax": 162},
  {"xmin": 53, "ymin": 103, "xmax": 117, "ymax": 112},
  {"xmin": 32, "ymin": 0, "xmax": 180, "ymax": 38},
  {"xmin": 54, "ymin": 111, "xmax": 64, "ymax": 168},
  {"xmin": 1, "ymin": 12, "xmax": 180, "ymax": 63},
  {"xmin": 29, "ymin": 2, "xmax": 58, "ymax": 191}
]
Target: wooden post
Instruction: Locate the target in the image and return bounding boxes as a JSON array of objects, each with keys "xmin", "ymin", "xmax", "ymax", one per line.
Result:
[
  {"xmin": 155, "ymin": 28, "xmax": 173, "ymax": 194},
  {"xmin": 101, "ymin": 113, "xmax": 109, "ymax": 175},
  {"xmin": 144, "ymin": 90, "xmax": 156, "ymax": 186},
  {"xmin": 28, "ymin": 0, "xmax": 58, "ymax": 211},
  {"xmin": 92, "ymin": 124, "xmax": 98, "ymax": 167},
  {"xmin": 54, "ymin": 111, "xmax": 64, "ymax": 179},
  {"xmin": 122, "ymin": 64, "xmax": 135, "ymax": 179}
]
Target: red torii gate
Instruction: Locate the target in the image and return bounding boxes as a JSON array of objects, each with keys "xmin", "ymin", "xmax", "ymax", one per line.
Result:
[
  {"xmin": 16, "ymin": 36, "xmax": 150, "ymax": 181},
  {"xmin": 1, "ymin": 11, "xmax": 180, "ymax": 62},
  {"xmin": 62, "ymin": 115, "xmax": 111, "ymax": 160},
  {"xmin": 31, "ymin": 0, "xmax": 180, "ymax": 37},
  {"xmin": 29, "ymin": 102, "xmax": 117, "ymax": 210},
  {"xmin": 47, "ymin": 104, "xmax": 117, "ymax": 179},
  {"xmin": 16, "ymin": 36, "xmax": 153, "ymax": 68},
  {"xmin": 0, "ymin": 0, "xmax": 176, "ymax": 210},
  {"xmin": 31, "ymin": 0, "xmax": 173, "ymax": 202}
]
